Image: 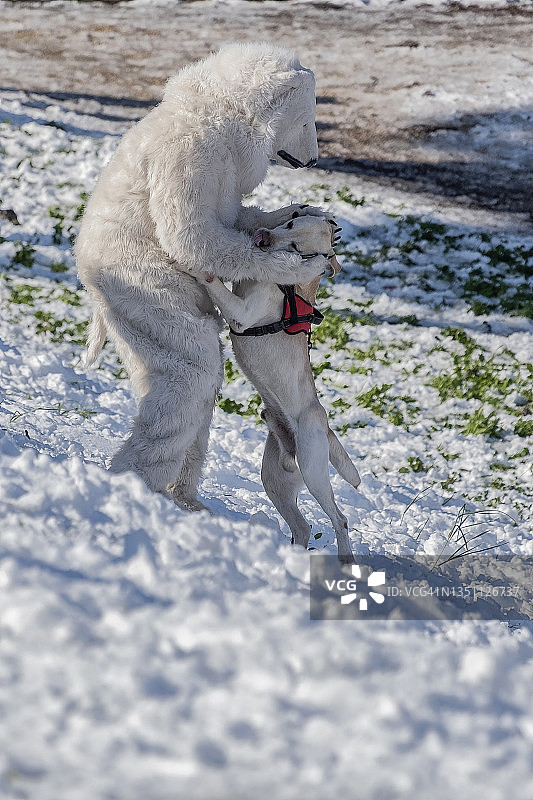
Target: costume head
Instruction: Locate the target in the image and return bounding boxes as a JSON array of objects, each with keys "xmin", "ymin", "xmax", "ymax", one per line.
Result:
[
  {"xmin": 163, "ymin": 42, "xmax": 319, "ymax": 170},
  {"xmin": 269, "ymin": 69, "xmax": 318, "ymax": 169}
]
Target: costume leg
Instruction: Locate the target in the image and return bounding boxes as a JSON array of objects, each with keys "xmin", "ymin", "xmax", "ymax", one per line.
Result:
[
  {"xmin": 110, "ymin": 365, "xmax": 208, "ymax": 485},
  {"xmin": 168, "ymin": 400, "xmax": 214, "ymax": 511},
  {"xmin": 102, "ymin": 285, "xmax": 224, "ymax": 506}
]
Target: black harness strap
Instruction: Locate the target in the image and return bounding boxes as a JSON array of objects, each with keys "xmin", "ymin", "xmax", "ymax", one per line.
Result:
[
  {"xmin": 229, "ymin": 319, "xmax": 288, "ymax": 337},
  {"xmin": 284, "ymin": 284, "xmax": 299, "ymax": 327},
  {"xmin": 229, "ymin": 285, "xmax": 323, "ymax": 352}
]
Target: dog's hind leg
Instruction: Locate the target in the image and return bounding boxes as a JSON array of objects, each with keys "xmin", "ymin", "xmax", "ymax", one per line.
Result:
[
  {"xmin": 261, "ymin": 431, "xmax": 312, "ymax": 549},
  {"xmin": 327, "ymin": 428, "xmax": 361, "ymax": 489},
  {"xmin": 295, "ymin": 404, "xmax": 354, "ymax": 564}
]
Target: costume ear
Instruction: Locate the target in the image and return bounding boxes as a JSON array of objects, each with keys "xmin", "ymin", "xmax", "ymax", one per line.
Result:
[{"xmin": 270, "ymin": 68, "xmax": 315, "ymax": 104}]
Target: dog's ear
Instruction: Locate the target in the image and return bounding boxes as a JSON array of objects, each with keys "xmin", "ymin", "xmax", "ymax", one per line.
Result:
[
  {"xmin": 328, "ymin": 254, "xmax": 342, "ymax": 276},
  {"xmin": 253, "ymin": 228, "xmax": 272, "ymax": 248}
]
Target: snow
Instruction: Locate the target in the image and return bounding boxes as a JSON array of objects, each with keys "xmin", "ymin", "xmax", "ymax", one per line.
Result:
[{"xmin": 1, "ymin": 50, "xmax": 533, "ymax": 800}]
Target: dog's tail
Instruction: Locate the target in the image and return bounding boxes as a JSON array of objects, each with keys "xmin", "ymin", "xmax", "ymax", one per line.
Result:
[
  {"xmin": 327, "ymin": 429, "xmax": 360, "ymax": 489},
  {"xmin": 85, "ymin": 309, "xmax": 107, "ymax": 366}
]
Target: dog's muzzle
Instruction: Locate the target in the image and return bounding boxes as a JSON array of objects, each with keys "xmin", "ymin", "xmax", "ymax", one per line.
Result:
[{"xmin": 277, "ymin": 150, "xmax": 317, "ymax": 169}]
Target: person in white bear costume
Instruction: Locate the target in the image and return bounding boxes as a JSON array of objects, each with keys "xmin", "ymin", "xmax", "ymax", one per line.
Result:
[{"xmin": 76, "ymin": 42, "xmax": 331, "ymax": 511}]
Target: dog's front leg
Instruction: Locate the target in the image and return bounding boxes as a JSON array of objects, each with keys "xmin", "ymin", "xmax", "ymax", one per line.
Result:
[
  {"xmin": 196, "ymin": 274, "xmax": 249, "ymax": 331},
  {"xmin": 198, "ymin": 275, "xmax": 273, "ymax": 333}
]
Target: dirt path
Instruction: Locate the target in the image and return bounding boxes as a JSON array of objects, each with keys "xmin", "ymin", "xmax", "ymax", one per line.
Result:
[{"xmin": 1, "ymin": 0, "xmax": 532, "ymax": 218}]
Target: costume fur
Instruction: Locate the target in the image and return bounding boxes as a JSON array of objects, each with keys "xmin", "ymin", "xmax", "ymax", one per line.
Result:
[{"xmin": 76, "ymin": 43, "xmax": 329, "ymax": 510}]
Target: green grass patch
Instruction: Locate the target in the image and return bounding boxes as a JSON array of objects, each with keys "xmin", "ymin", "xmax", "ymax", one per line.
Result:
[
  {"xmin": 11, "ymin": 242, "xmax": 35, "ymax": 269},
  {"xmin": 312, "ymin": 308, "xmax": 356, "ymax": 350},
  {"xmin": 224, "ymin": 358, "xmax": 241, "ymax": 383},
  {"xmin": 33, "ymin": 311, "xmax": 88, "ymax": 345},
  {"xmin": 399, "ymin": 456, "xmax": 430, "ymax": 474},
  {"xmin": 74, "ymin": 192, "xmax": 88, "ymax": 223},
  {"xmin": 461, "ymin": 407, "xmax": 504, "ymax": 439},
  {"xmin": 514, "ymin": 419, "xmax": 533, "ymax": 438},
  {"xmin": 429, "ymin": 327, "xmax": 519, "ymax": 406},
  {"xmin": 218, "ymin": 392, "xmax": 263, "ymax": 421},
  {"xmin": 356, "ymin": 383, "xmax": 419, "ymax": 428},
  {"xmin": 9, "ymin": 283, "xmax": 39, "ymax": 305},
  {"xmin": 335, "ymin": 186, "xmax": 365, "ymax": 208},
  {"xmin": 48, "ymin": 205, "xmax": 65, "ymax": 245}
]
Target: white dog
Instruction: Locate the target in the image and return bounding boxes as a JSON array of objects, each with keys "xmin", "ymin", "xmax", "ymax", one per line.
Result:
[
  {"xmin": 76, "ymin": 43, "xmax": 331, "ymax": 510},
  {"xmin": 198, "ymin": 217, "xmax": 361, "ymax": 562}
]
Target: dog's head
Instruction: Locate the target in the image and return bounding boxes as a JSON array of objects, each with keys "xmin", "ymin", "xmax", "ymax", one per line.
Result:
[{"xmin": 253, "ymin": 216, "xmax": 341, "ymax": 275}]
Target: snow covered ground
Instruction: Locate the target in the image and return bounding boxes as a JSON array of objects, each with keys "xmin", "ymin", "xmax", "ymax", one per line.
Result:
[{"xmin": 1, "ymin": 67, "xmax": 533, "ymax": 798}]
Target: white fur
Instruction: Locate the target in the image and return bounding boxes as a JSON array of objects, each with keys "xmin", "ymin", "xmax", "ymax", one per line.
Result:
[
  {"xmin": 76, "ymin": 43, "xmax": 330, "ymax": 509},
  {"xmin": 200, "ymin": 217, "xmax": 360, "ymax": 563}
]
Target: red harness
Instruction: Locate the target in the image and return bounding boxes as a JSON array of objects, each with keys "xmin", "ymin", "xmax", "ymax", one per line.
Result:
[
  {"xmin": 280, "ymin": 284, "xmax": 323, "ymax": 334},
  {"xmin": 229, "ymin": 284, "xmax": 323, "ymax": 339}
]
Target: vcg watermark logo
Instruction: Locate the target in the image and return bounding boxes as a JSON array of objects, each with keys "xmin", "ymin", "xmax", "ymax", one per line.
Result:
[
  {"xmin": 310, "ymin": 553, "xmax": 533, "ymax": 621},
  {"xmin": 324, "ymin": 564, "xmax": 386, "ymax": 611}
]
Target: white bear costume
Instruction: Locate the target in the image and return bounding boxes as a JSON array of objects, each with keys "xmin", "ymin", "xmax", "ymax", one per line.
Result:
[{"xmin": 76, "ymin": 42, "xmax": 329, "ymax": 510}]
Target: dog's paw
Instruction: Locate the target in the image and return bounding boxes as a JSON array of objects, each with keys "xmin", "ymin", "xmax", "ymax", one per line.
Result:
[
  {"xmin": 194, "ymin": 271, "xmax": 216, "ymax": 285},
  {"xmin": 291, "ymin": 204, "xmax": 328, "ymax": 220},
  {"xmin": 230, "ymin": 318, "xmax": 245, "ymax": 332},
  {"xmin": 338, "ymin": 551, "xmax": 356, "ymax": 566}
]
